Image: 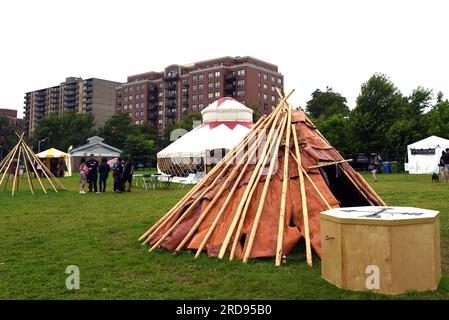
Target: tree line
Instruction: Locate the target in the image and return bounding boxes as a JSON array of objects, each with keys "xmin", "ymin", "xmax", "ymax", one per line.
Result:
[{"xmin": 2, "ymin": 73, "xmax": 448, "ymax": 168}]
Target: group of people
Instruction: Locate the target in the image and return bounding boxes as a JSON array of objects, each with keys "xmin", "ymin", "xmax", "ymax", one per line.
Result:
[{"xmin": 78, "ymin": 154, "xmax": 134, "ymax": 194}]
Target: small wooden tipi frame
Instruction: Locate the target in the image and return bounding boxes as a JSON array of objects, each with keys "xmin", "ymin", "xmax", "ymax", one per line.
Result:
[
  {"xmin": 0, "ymin": 133, "xmax": 65, "ymax": 196},
  {"xmin": 139, "ymin": 90, "xmax": 385, "ymax": 266}
]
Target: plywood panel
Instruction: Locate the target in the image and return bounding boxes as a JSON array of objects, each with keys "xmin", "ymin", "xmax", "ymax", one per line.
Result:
[
  {"xmin": 341, "ymin": 224, "xmax": 392, "ymax": 292},
  {"xmin": 321, "ymin": 219, "xmax": 342, "ymax": 287}
]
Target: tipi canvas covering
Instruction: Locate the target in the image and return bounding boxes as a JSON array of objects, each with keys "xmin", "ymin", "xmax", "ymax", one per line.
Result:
[
  {"xmin": 157, "ymin": 98, "xmax": 253, "ymax": 177},
  {"xmin": 140, "ymin": 91, "xmax": 385, "ymax": 266},
  {"xmin": 405, "ymin": 135, "xmax": 449, "ymax": 174}
]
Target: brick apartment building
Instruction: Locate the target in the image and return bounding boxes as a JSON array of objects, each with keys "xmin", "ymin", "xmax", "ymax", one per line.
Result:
[
  {"xmin": 24, "ymin": 77, "xmax": 121, "ymax": 135},
  {"xmin": 115, "ymin": 56, "xmax": 284, "ymax": 134}
]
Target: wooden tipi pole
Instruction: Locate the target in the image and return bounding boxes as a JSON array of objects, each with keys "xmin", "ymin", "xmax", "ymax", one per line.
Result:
[
  {"xmin": 22, "ymin": 143, "xmax": 47, "ymax": 194},
  {"xmin": 275, "ymin": 102, "xmax": 292, "ymax": 266},
  {"xmin": 11, "ymin": 146, "xmax": 23, "ymax": 197},
  {"xmin": 291, "ymin": 121, "xmax": 313, "ymax": 267},
  {"xmin": 242, "ymin": 114, "xmax": 288, "ymax": 263},
  {"xmin": 219, "ymin": 105, "xmax": 286, "ymax": 259},
  {"xmin": 22, "ymin": 145, "xmax": 35, "ymax": 195}
]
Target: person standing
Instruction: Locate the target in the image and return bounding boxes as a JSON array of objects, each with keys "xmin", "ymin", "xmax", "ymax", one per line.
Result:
[
  {"xmin": 113, "ymin": 158, "xmax": 124, "ymax": 193},
  {"xmin": 86, "ymin": 154, "xmax": 99, "ymax": 193},
  {"xmin": 79, "ymin": 158, "xmax": 89, "ymax": 194},
  {"xmin": 123, "ymin": 158, "xmax": 134, "ymax": 192},
  {"xmin": 98, "ymin": 157, "xmax": 110, "ymax": 193},
  {"xmin": 442, "ymin": 148, "xmax": 449, "ymax": 182}
]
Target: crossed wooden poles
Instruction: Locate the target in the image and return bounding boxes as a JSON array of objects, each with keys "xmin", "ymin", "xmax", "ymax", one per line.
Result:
[
  {"xmin": 139, "ymin": 89, "xmax": 384, "ymax": 266},
  {"xmin": 0, "ymin": 133, "xmax": 65, "ymax": 196}
]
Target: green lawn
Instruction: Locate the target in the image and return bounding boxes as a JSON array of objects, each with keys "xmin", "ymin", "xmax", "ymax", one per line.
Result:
[{"xmin": 0, "ymin": 172, "xmax": 448, "ymax": 299}]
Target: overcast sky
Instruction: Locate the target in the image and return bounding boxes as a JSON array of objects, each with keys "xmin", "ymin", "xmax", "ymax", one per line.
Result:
[{"xmin": 1, "ymin": 0, "xmax": 448, "ymax": 119}]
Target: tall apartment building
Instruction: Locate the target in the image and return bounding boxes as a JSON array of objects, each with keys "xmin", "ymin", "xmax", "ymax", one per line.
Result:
[
  {"xmin": 115, "ymin": 56, "xmax": 284, "ymax": 134},
  {"xmin": 24, "ymin": 77, "xmax": 121, "ymax": 135}
]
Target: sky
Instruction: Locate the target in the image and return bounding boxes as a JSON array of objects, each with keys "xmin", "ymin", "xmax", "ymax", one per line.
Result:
[{"xmin": 1, "ymin": 0, "xmax": 448, "ymax": 119}]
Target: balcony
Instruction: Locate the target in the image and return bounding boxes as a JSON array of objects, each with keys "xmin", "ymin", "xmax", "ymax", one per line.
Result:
[
  {"xmin": 148, "ymin": 94, "xmax": 157, "ymax": 102},
  {"xmin": 166, "ymin": 109, "xmax": 176, "ymax": 118},
  {"xmin": 182, "ymin": 99, "xmax": 188, "ymax": 106},
  {"xmin": 148, "ymin": 113, "xmax": 157, "ymax": 120},
  {"xmin": 167, "ymin": 101, "xmax": 176, "ymax": 108},
  {"xmin": 163, "ymin": 73, "xmax": 179, "ymax": 81},
  {"xmin": 167, "ymin": 92, "xmax": 176, "ymax": 98},
  {"xmin": 225, "ymin": 73, "xmax": 236, "ymax": 81},
  {"xmin": 181, "ymin": 91, "xmax": 189, "ymax": 97},
  {"xmin": 148, "ymin": 85, "xmax": 158, "ymax": 93},
  {"xmin": 148, "ymin": 103, "xmax": 157, "ymax": 111}
]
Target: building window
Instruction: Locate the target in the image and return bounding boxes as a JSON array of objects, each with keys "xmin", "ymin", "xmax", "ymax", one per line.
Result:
[
  {"xmin": 208, "ymin": 82, "xmax": 214, "ymax": 89},
  {"xmin": 208, "ymin": 92, "xmax": 214, "ymax": 99},
  {"xmin": 135, "ymin": 120, "xmax": 139, "ymax": 124},
  {"xmin": 264, "ymin": 103, "xmax": 268, "ymax": 110},
  {"xmin": 199, "ymin": 74, "xmax": 204, "ymax": 81},
  {"xmin": 192, "ymin": 95, "xmax": 197, "ymax": 101},
  {"xmin": 124, "ymin": 96, "xmax": 128, "ymax": 102},
  {"xmin": 141, "ymin": 111, "xmax": 144, "ymax": 116},
  {"xmin": 141, "ymin": 93, "xmax": 144, "ymax": 99},
  {"xmin": 124, "ymin": 105, "xmax": 128, "ymax": 110},
  {"xmin": 192, "ymin": 104, "xmax": 197, "ymax": 111},
  {"xmin": 215, "ymin": 81, "xmax": 220, "ymax": 88},
  {"xmin": 159, "ymin": 92, "xmax": 163, "ymax": 97},
  {"xmin": 158, "ymin": 119, "xmax": 163, "ymax": 124},
  {"xmin": 192, "ymin": 75, "xmax": 198, "ymax": 82},
  {"xmin": 237, "ymin": 79, "xmax": 245, "ymax": 87},
  {"xmin": 129, "ymin": 105, "xmax": 133, "ymax": 110},
  {"xmin": 136, "ymin": 95, "xmax": 140, "ymax": 100},
  {"xmin": 208, "ymin": 72, "xmax": 214, "ymax": 79},
  {"xmin": 128, "ymin": 95, "xmax": 133, "ymax": 101},
  {"xmin": 182, "ymin": 79, "xmax": 188, "ymax": 85},
  {"xmin": 215, "ymin": 71, "xmax": 220, "ymax": 78},
  {"xmin": 198, "ymin": 83, "xmax": 204, "ymax": 90},
  {"xmin": 158, "ymin": 101, "xmax": 163, "ymax": 106},
  {"xmin": 135, "ymin": 112, "xmax": 139, "ymax": 117},
  {"xmin": 263, "ymin": 74, "xmax": 268, "ymax": 81},
  {"xmin": 237, "ymin": 90, "xmax": 245, "ymax": 97},
  {"xmin": 271, "ymin": 76, "xmax": 276, "ymax": 83},
  {"xmin": 278, "ymin": 78, "xmax": 282, "ymax": 85},
  {"xmin": 264, "ymin": 93, "xmax": 268, "ymax": 100},
  {"xmin": 199, "ymin": 103, "xmax": 204, "ymax": 109},
  {"xmin": 158, "ymin": 110, "xmax": 163, "ymax": 115},
  {"xmin": 263, "ymin": 83, "xmax": 268, "ymax": 91},
  {"xmin": 192, "ymin": 85, "xmax": 197, "ymax": 91},
  {"xmin": 271, "ymin": 96, "xmax": 276, "ymax": 103},
  {"xmin": 141, "ymin": 102, "xmax": 144, "ymax": 109},
  {"xmin": 215, "ymin": 91, "xmax": 220, "ymax": 98},
  {"xmin": 237, "ymin": 69, "xmax": 245, "ymax": 77},
  {"xmin": 198, "ymin": 94, "xmax": 204, "ymax": 101},
  {"xmin": 271, "ymin": 86, "xmax": 276, "ymax": 93}
]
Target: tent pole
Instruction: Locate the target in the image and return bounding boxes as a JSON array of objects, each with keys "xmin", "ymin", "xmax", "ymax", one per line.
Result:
[
  {"xmin": 0, "ymin": 143, "xmax": 19, "ymax": 173},
  {"xmin": 243, "ymin": 114, "xmax": 288, "ymax": 263},
  {"xmin": 292, "ymin": 121, "xmax": 313, "ymax": 267},
  {"xmin": 22, "ymin": 145, "xmax": 34, "ymax": 195},
  {"xmin": 276, "ymin": 102, "xmax": 292, "ymax": 266},
  {"xmin": 221, "ymin": 106, "xmax": 285, "ymax": 260},
  {"xmin": 11, "ymin": 146, "xmax": 23, "ymax": 197},
  {"xmin": 22, "ymin": 145, "xmax": 47, "ymax": 194},
  {"xmin": 289, "ymin": 151, "xmax": 332, "ymax": 210},
  {"xmin": 0, "ymin": 144, "xmax": 19, "ymax": 188}
]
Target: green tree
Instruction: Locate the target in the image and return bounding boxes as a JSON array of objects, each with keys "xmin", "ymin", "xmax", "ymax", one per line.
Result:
[
  {"xmin": 425, "ymin": 92, "xmax": 449, "ymax": 137},
  {"xmin": 31, "ymin": 113, "xmax": 95, "ymax": 152},
  {"xmin": 350, "ymin": 73, "xmax": 405, "ymax": 157},
  {"xmin": 98, "ymin": 112, "xmax": 132, "ymax": 150},
  {"xmin": 0, "ymin": 115, "xmax": 17, "ymax": 158},
  {"xmin": 122, "ymin": 134, "xmax": 156, "ymax": 167},
  {"xmin": 306, "ymin": 87, "xmax": 349, "ymax": 119},
  {"xmin": 314, "ymin": 114, "xmax": 352, "ymax": 157}
]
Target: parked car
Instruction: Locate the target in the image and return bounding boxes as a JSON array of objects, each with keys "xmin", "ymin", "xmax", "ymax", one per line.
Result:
[{"xmin": 350, "ymin": 153, "xmax": 370, "ymax": 171}]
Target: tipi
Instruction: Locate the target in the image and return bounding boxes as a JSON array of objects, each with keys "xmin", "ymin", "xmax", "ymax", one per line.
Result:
[
  {"xmin": 139, "ymin": 90, "xmax": 385, "ymax": 266},
  {"xmin": 0, "ymin": 133, "xmax": 65, "ymax": 196}
]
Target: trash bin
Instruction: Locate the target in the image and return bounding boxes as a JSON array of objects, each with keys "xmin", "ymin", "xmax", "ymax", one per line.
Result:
[{"xmin": 383, "ymin": 161, "xmax": 392, "ymax": 174}]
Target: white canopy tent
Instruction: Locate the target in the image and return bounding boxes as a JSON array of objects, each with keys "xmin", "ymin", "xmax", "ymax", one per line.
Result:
[
  {"xmin": 157, "ymin": 97, "xmax": 253, "ymax": 179},
  {"xmin": 405, "ymin": 135, "xmax": 449, "ymax": 174}
]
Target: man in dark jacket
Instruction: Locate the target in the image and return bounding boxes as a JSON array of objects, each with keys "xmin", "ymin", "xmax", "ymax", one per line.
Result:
[
  {"xmin": 123, "ymin": 159, "xmax": 134, "ymax": 192},
  {"xmin": 98, "ymin": 157, "xmax": 110, "ymax": 193},
  {"xmin": 86, "ymin": 154, "xmax": 99, "ymax": 193},
  {"xmin": 113, "ymin": 158, "xmax": 124, "ymax": 193}
]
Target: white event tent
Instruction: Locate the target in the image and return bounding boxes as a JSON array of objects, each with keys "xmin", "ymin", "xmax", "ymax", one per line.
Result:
[
  {"xmin": 157, "ymin": 97, "xmax": 253, "ymax": 178},
  {"xmin": 405, "ymin": 135, "xmax": 449, "ymax": 174}
]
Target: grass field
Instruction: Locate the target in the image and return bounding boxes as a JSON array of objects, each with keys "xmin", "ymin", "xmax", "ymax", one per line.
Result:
[{"xmin": 0, "ymin": 172, "xmax": 448, "ymax": 299}]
